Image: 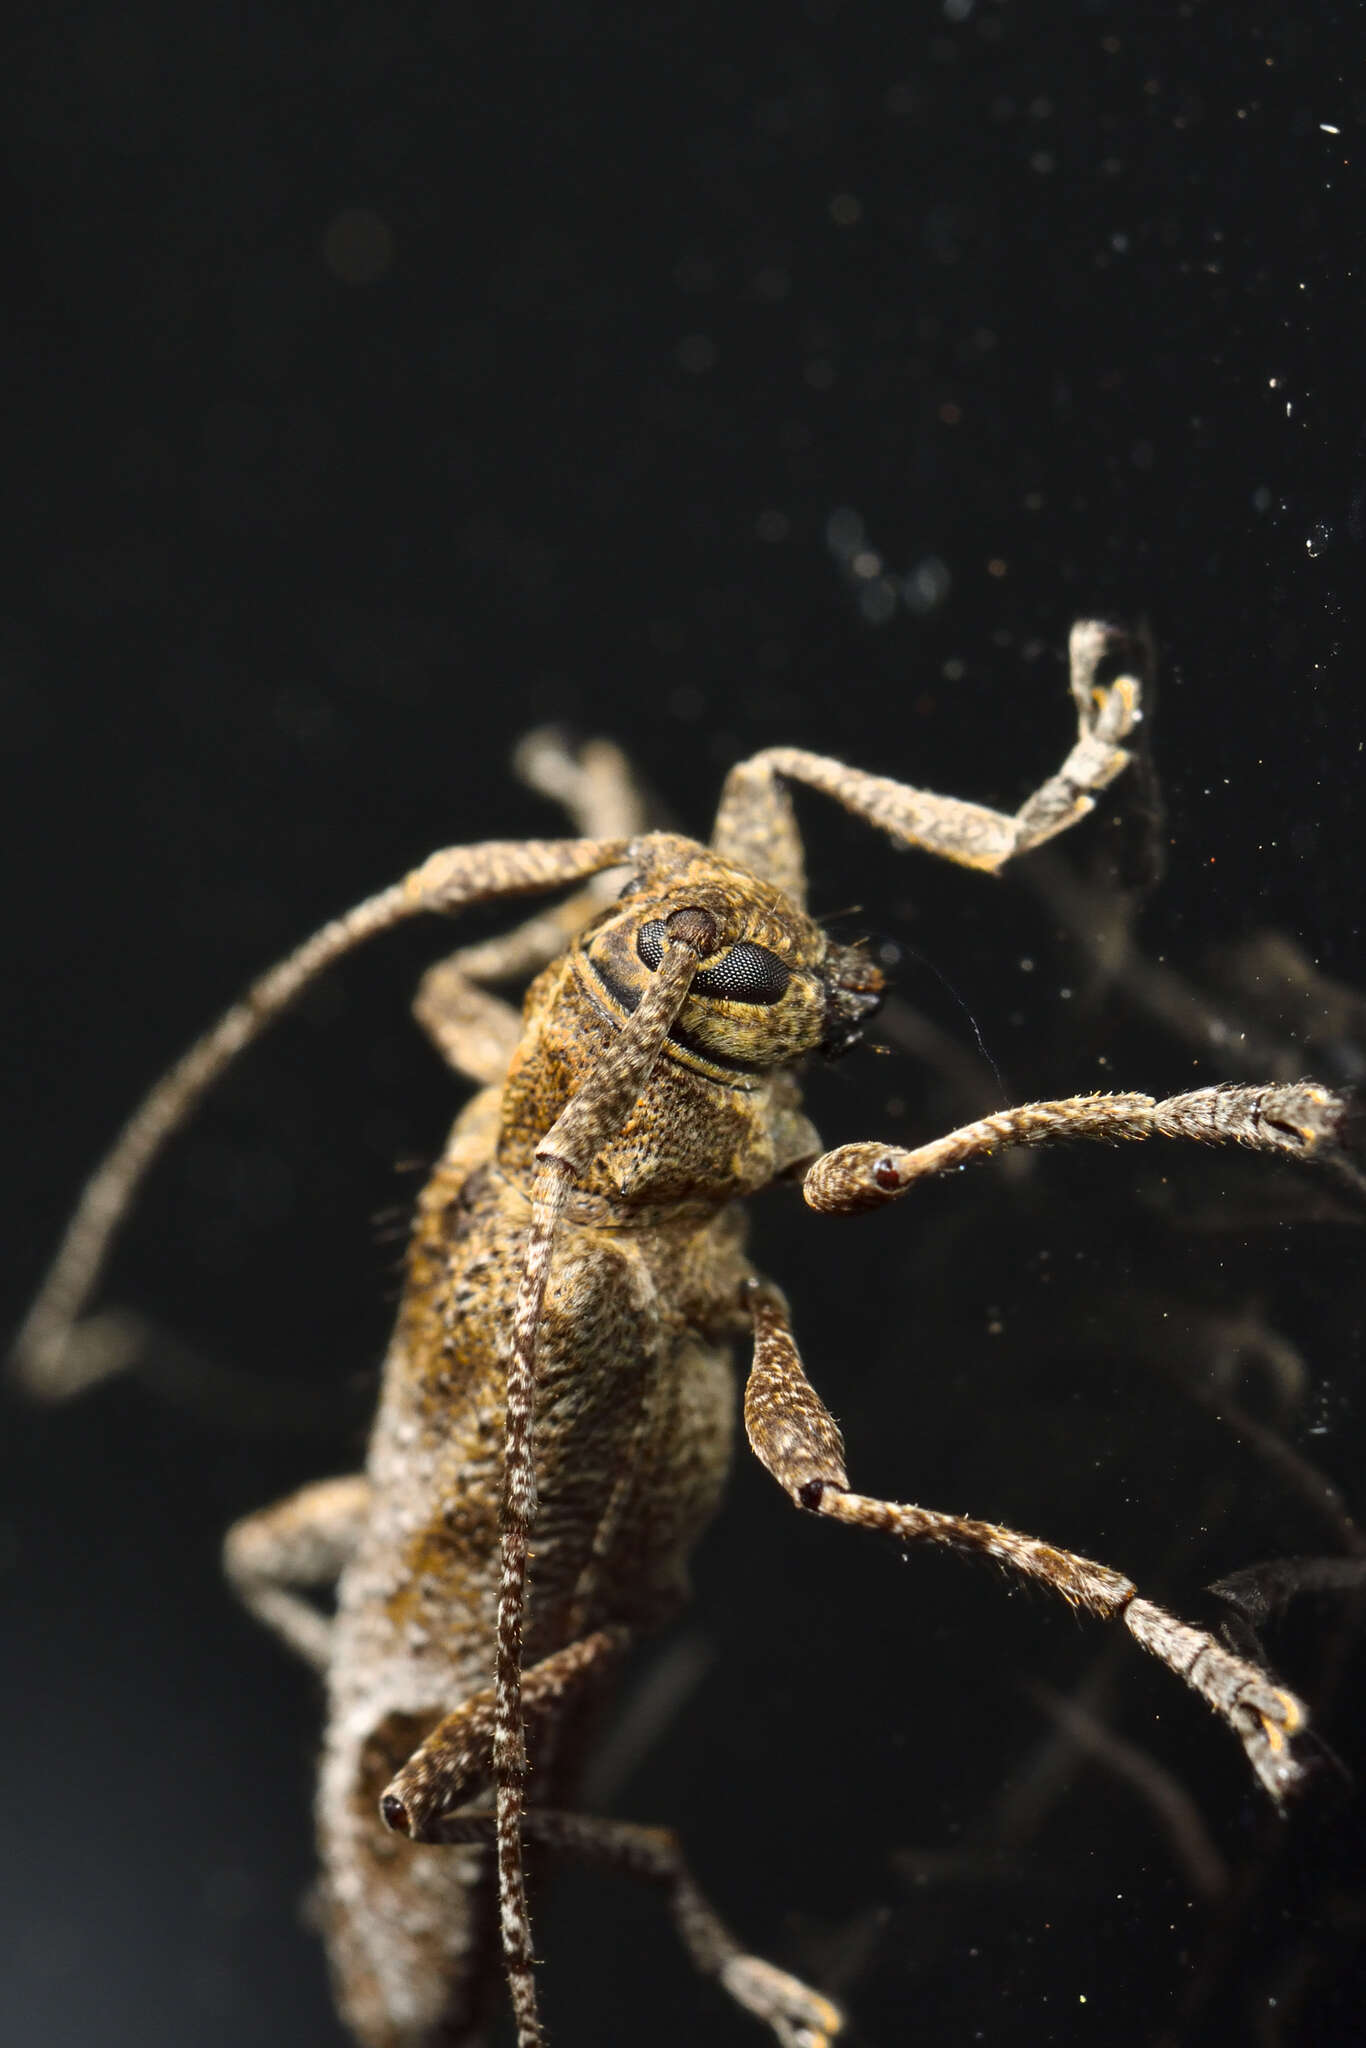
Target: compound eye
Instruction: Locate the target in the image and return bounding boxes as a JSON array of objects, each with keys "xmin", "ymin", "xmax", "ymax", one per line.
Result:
[
  {"xmin": 694, "ymin": 942, "xmax": 792, "ymax": 1004},
  {"xmin": 635, "ymin": 920, "xmax": 667, "ymax": 970},
  {"xmin": 636, "ymin": 923, "xmax": 790, "ymax": 1003}
]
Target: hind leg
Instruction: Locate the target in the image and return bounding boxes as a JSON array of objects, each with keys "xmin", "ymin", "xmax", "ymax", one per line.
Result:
[
  {"xmin": 224, "ymin": 1473, "xmax": 372, "ymax": 1670},
  {"xmin": 376, "ymin": 1627, "xmax": 841, "ymax": 2048},
  {"xmin": 420, "ymin": 1809, "xmax": 842, "ymax": 2048}
]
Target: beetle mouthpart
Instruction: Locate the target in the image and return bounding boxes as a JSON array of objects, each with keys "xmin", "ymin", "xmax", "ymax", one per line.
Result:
[{"xmin": 821, "ymin": 975, "xmax": 885, "ymax": 1058}]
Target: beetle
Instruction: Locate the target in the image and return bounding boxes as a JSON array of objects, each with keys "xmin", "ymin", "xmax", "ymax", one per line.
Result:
[{"xmin": 13, "ymin": 621, "xmax": 1347, "ymax": 2046}]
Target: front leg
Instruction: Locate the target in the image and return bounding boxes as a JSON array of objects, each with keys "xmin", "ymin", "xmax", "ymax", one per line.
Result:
[
  {"xmin": 742, "ymin": 1286, "xmax": 1311, "ymax": 1801},
  {"xmin": 711, "ymin": 619, "xmax": 1143, "ymax": 900}
]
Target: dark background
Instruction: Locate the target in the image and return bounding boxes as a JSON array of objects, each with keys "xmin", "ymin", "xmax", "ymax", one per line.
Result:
[{"xmin": 4, "ymin": 4, "xmax": 1364, "ymax": 2046}]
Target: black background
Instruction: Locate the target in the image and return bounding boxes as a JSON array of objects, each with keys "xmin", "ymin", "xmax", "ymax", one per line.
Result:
[{"xmin": 4, "ymin": 4, "xmax": 1364, "ymax": 2046}]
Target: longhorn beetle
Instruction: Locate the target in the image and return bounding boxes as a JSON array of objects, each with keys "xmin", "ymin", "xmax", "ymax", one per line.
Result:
[{"xmin": 14, "ymin": 622, "xmax": 1349, "ymax": 2047}]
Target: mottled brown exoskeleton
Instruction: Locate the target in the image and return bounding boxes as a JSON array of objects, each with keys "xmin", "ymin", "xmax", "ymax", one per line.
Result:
[{"xmin": 14, "ymin": 622, "xmax": 1351, "ymax": 2047}]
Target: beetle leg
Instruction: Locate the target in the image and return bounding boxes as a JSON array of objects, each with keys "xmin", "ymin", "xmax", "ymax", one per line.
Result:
[
  {"xmin": 803, "ymin": 1081, "xmax": 1348, "ymax": 1216},
  {"xmin": 224, "ymin": 1474, "xmax": 372, "ymax": 1671},
  {"xmin": 742, "ymin": 1284, "xmax": 1313, "ymax": 1803},
  {"xmin": 427, "ymin": 1808, "xmax": 845, "ymax": 2048}
]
